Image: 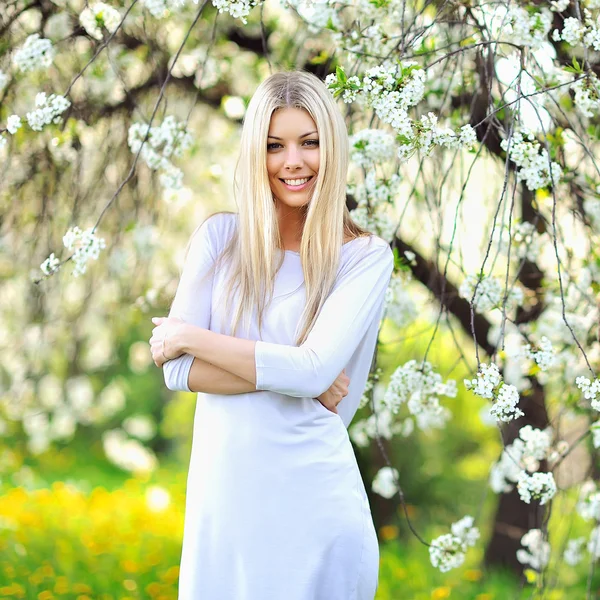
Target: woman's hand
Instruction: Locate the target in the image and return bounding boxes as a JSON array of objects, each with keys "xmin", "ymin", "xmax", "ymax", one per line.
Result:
[
  {"xmin": 149, "ymin": 316, "xmax": 187, "ymax": 368},
  {"xmin": 316, "ymin": 369, "xmax": 350, "ymax": 414}
]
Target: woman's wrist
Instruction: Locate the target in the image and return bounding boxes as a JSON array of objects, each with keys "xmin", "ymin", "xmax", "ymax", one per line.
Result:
[{"xmin": 173, "ymin": 321, "xmax": 194, "ymax": 357}]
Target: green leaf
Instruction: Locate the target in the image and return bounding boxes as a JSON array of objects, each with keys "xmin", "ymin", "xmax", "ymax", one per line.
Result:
[{"xmin": 336, "ymin": 66, "xmax": 347, "ymax": 84}]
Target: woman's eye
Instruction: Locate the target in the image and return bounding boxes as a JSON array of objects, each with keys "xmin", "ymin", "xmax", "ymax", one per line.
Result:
[{"xmin": 267, "ymin": 140, "xmax": 319, "ymax": 150}]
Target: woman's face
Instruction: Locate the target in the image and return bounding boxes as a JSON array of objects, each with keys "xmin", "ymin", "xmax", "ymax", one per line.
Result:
[{"xmin": 266, "ymin": 107, "xmax": 320, "ymax": 210}]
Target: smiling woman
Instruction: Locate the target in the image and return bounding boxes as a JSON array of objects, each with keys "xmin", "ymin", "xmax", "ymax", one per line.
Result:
[{"xmin": 152, "ymin": 70, "xmax": 394, "ymax": 600}]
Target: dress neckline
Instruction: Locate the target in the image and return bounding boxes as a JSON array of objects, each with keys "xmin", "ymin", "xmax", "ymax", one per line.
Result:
[{"xmin": 283, "ymin": 236, "xmax": 369, "ymax": 256}]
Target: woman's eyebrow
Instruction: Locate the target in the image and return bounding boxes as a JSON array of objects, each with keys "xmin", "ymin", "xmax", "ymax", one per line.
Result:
[{"xmin": 267, "ymin": 131, "xmax": 318, "ymax": 140}]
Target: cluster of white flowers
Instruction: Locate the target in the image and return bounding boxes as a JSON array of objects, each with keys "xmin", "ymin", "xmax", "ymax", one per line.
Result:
[
  {"xmin": 382, "ymin": 360, "xmax": 456, "ymax": 431},
  {"xmin": 396, "ymin": 112, "xmax": 477, "ymax": 162},
  {"xmin": 550, "ymin": 0, "xmax": 570, "ymax": 11},
  {"xmin": 79, "ymin": 2, "xmax": 121, "ymax": 40},
  {"xmin": 12, "ymin": 34, "xmax": 55, "ymax": 73},
  {"xmin": 517, "ymin": 471, "xmax": 557, "ymax": 505},
  {"xmin": 521, "ymin": 337, "xmax": 555, "ymax": 372},
  {"xmin": 576, "ymin": 481, "xmax": 600, "ymax": 521},
  {"xmin": 429, "ymin": 516, "xmax": 480, "ymax": 572},
  {"xmin": 498, "ymin": 221, "xmax": 543, "ymax": 263},
  {"xmin": 349, "ymin": 170, "xmax": 401, "ymax": 207},
  {"xmin": 459, "ymin": 274, "xmax": 523, "ymax": 314},
  {"xmin": 371, "ymin": 465, "xmax": 399, "ymax": 499},
  {"xmin": 552, "ymin": 11, "xmax": 600, "ymax": 51},
  {"xmin": 61, "ymin": 225, "xmax": 107, "ymax": 277},
  {"xmin": 516, "ymin": 529, "xmax": 551, "ymax": 571},
  {"xmin": 326, "ymin": 64, "xmax": 475, "ymax": 162},
  {"xmin": 465, "ymin": 362, "xmax": 524, "ymax": 423},
  {"xmin": 489, "ymin": 426, "xmax": 553, "ymax": 493},
  {"xmin": 349, "ymin": 129, "xmax": 396, "ymax": 167},
  {"xmin": 140, "ymin": 0, "xmax": 170, "ymax": 17},
  {"xmin": 26, "ymin": 92, "xmax": 71, "ymax": 131},
  {"xmin": 503, "ymin": 6, "xmax": 553, "ymax": 49},
  {"xmin": 6, "ymin": 115, "xmax": 21, "ymax": 135},
  {"xmin": 384, "ymin": 275, "xmax": 418, "ymax": 329},
  {"xmin": 564, "ymin": 537, "xmax": 586, "ymax": 566},
  {"xmin": 285, "ymin": 0, "xmax": 341, "ymax": 34},
  {"xmin": 102, "ymin": 428, "xmax": 157, "ymax": 474},
  {"xmin": 500, "ymin": 131, "xmax": 562, "ymax": 191},
  {"xmin": 128, "ymin": 116, "xmax": 193, "ymax": 190},
  {"xmin": 212, "ymin": 0, "xmax": 257, "ymax": 22},
  {"xmin": 40, "ymin": 252, "xmax": 61, "ymax": 276},
  {"xmin": 349, "ymin": 203, "xmax": 397, "ymax": 242},
  {"xmin": 576, "ymin": 375, "xmax": 600, "ymax": 410},
  {"xmin": 571, "ymin": 74, "xmax": 600, "ymax": 119}
]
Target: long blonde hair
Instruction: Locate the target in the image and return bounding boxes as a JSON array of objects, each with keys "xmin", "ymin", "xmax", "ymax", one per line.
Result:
[{"xmin": 185, "ymin": 70, "xmax": 371, "ymax": 345}]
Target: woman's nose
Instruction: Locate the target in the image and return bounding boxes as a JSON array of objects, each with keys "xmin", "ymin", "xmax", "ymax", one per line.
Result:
[{"xmin": 284, "ymin": 145, "xmax": 302, "ymax": 169}]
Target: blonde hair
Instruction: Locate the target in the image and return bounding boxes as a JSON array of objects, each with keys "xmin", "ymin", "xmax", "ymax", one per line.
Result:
[{"xmin": 185, "ymin": 70, "xmax": 371, "ymax": 345}]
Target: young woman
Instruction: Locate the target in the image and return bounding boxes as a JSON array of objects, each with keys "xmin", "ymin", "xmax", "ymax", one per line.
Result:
[{"xmin": 149, "ymin": 70, "xmax": 394, "ymax": 600}]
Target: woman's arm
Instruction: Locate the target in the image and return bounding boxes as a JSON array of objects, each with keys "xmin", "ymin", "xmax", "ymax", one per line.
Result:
[
  {"xmin": 172, "ymin": 238, "xmax": 394, "ymax": 399},
  {"xmin": 185, "ymin": 356, "xmax": 258, "ymax": 395}
]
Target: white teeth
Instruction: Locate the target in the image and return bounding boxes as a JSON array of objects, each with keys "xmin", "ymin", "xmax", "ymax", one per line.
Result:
[{"xmin": 283, "ymin": 177, "xmax": 310, "ymax": 186}]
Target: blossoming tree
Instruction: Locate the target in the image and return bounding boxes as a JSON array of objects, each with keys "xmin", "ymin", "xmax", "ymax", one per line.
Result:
[{"xmin": 2, "ymin": 0, "xmax": 600, "ymax": 589}]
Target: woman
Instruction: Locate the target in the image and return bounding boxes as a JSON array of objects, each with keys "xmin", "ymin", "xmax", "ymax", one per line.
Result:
[{"xmin": 149, "ymin": 70, "xmax": 394, "ymax": 600}]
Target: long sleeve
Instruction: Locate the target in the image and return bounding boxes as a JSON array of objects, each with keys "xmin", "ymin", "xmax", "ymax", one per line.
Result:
[
  {"xmin": 254, "ymin": 237, "xmax": 394, "ymax": 399},
  {"xmin": 162, "ymin": 213, "xmax": 225, "ymax": 392}
]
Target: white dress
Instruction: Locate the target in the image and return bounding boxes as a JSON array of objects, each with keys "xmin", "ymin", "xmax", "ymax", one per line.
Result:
[{"xmin": 163, "ymin": 212, "xmax": 395, "ymax": 600}]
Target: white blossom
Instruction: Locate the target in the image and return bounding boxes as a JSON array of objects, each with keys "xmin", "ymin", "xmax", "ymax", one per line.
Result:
[
  {"xmin": 576, "ymin": 375, "xmax": 600, "ymax": 410},
  {"xmin": 62, "ymin": 225, "xmax": 107, "ymax": 277},
  {"xmin": 516, "ymin": 529, "xmax": 551, "ymax": 571},
  {"xmin": 371, "ymin": 466, "xmax": 399, "ymax": 499},
  {"xmin": 564, "ymin": 537, "xmax": 586, "ymax": 566},
  {"xmin": 349, "ymin": 129, "xmax": 396, "ymax": 166},
  {"xmin": 500, "ymin": 131, "xmax": 562, "ymax": 191},
  {"xmin": 6, "ymin": 115, "xmax": 21, "ymax": 135},
  {"xmin": 128, "ymin": 116, "xmax": 192, "ymax": 190},
  {"xmin": 522, "ymin": 337, "xmax": 555, "ymax": 371},
  {"xmin": 429, "ymin": 515, "xmax": 480, "ymax": 572},
  {"xmin": 571, "ymin": 74, "xmax": 600, "ymax": 119},
  {"xmin": 465, "ymin": 362, "xmax": 524, "ymax": 423},
  {"xmin": 459, "ymin": 274, "xmax": 523, "ymax": 313},
  {"xmin": 0, "ymin": 70, "xmax": 7, "ymax": 91},
  {"xmin": 79, "ymin": 3, "xmax": 122, "ymax": 40},
  {"xmin": 40, "ymin": 252, "xmax": 61, "ymax": 276},
  {"xmin": 26, "ymin": 92, "xmax": 71, "ymax": 131},
  {"xmin": 383, "ymin": 360, "xmax": 455, "ymax": 431},
  {"xmin": 12, "ymin": 34, "xmax": 56, "ymax": 73},
  {"xmin": 212, "ymin": 0, "xmax": 257, "ymax": 22},
  {"xmin": 517, "ymin": 471, "xmax": 557, "ymax": 505}
]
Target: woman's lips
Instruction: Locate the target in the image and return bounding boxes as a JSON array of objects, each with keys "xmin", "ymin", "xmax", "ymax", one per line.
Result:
[{"xmin": 279, "ymin": 176, "xmax": 313, "ymax": 191}]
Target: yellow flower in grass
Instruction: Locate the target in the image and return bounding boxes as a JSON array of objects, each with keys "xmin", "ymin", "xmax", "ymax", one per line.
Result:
[
  {"xmin": 53, "ymin": 577, "xmax": 69, "ymax": 594},
  {"xmin": 160, "ymin": 565, "xmax": 180, "ymax": 584},
  {"xmin": 432, "ymin": 587, "xmax": 452, "ymax": 599},
  {"xmin": 72, "ymin": 583, "xmax": 93, "ymax": 594},
  {"xmin": 121, "ymin": 558, "xmax": 139, "ymax": 573},
  {"xmin": 37, "ymin": 591, "xmax": 54, "ymax": 600}
]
